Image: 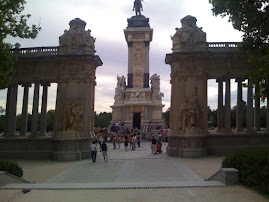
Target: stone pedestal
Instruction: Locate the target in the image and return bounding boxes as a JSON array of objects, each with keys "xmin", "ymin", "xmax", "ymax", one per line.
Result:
[{"xmin": 167, "ymin": 134, "xmax": 207, "ymax": 158}]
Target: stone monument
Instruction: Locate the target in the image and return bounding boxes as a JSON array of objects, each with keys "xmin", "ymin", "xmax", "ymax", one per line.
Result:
[{"xmin": 110, "ymin": 2, "xmax": 165, "ymax": 130}]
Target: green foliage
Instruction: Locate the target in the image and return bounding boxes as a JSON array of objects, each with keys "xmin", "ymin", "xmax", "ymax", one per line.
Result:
[
  {"xmin": 46, "ymin": 110, "xmax": 55, "ymax": 132},
  {"xmin": 222, "ymin": 148, "xmax": 269, "ymax": 195},
  {"xmin": 163, "ymin": 108, "xmax": 170, "ymax": 128},
  {"xmin": 209, "ymin": 0, "xmax": 269, "ymax": 100},
  {"xmin": 0, "ymin": 160, "xmax": 23, "ymax": 178},
  {"xmin": 0, "ymin": 0, "xmax": 41, "ymax": 89},
  {"xmin": 94, "ymin": 112, "xmax": 112, "ymax": 128}
]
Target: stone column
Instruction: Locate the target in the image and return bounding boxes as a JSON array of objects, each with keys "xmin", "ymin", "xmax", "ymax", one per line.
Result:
[
  {"xmin": 21, "ymin": 83, "xmax": 31, "ymax": 136},
  {"xmin": 224, "ymin": 79, "xmax": 231, "ymax": 131},
  {"xmin": 127, "ymin": 42, "xmax": 133, "ymax": 88},
  {"xmin": 266, "ymin": 100, "xmax": 269, "ymax": 132},
  {"xmin": 247, "ymin": 80, "xmax": 254, "ymax": 132},
  {"xmin": 235, "ymin": 79, "xmax": 244, "ymax": 132},
  {"xmin": 31, "ymin": 82, "xmax": 40, "ymax": 136},
  {"xmin": 216, "ymin": 79, "xmax": 224, "ymax": 132},
  {"xmin": 40, "ymin": 82, "xmax": 50, "ymax": 136},
  {"xmin": 8, "ymin": 84, "xmax": 18, "ymax": 136},
  {"xmin": 254, "ymin": 85, "xmax": 260, "ymax": 131},
  {"xmin": 4, "ymin": 86, "xmax": 12, "ymax": 134},
  {"xmin": 145, "ymin": 41, "xmax": 150, "ymax": 74}
]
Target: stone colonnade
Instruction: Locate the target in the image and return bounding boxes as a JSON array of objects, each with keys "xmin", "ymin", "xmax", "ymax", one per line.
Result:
[
  {"xmin": 5, "ymin": 82, "xmax": 51, "ymax": 137},
  {"xmin": 216, "ymin": 78, "xmax": 267, "ymax": 132}
]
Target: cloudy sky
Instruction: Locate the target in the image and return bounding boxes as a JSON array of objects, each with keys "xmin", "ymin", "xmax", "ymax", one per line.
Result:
[{"xmin": 2, "ymin": 0, "xmax": 249, "ymax": 114}]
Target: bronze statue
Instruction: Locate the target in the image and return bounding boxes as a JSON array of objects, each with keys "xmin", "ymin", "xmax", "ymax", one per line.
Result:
[{"xmin": 133, "ymin": 0, "xmax": 143, "ymax": 16}]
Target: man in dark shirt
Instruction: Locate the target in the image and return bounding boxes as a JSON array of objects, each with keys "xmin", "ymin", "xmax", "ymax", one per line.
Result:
[
  {"xmin": 151, "ymin": 135, "xmax": 157, "ymax": 155},
  {"xmin": 101, "ymin": 142, "xmax": 108, "ymax": 162}
]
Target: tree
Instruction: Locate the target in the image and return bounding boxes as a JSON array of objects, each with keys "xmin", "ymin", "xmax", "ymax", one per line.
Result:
[
  {"xmin": 209, "ymin": 0, "xmax": 269, "ymax": 100},
  {"xmin": 0, "ymin": 0, "xmax": 41, "ymax": 89},
  {"xmin": 163, "ymin": 108, "xmax": 170, "ymax": 128},
  {"xmin": 94, "ymin": 112, "xmax": 112, "ymax": 128},
  {"xmin": 46, "ymin": 110, "xmax": 55, "ymax": 132}
]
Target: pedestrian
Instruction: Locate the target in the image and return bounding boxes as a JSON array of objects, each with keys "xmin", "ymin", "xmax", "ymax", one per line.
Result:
[
  {"xmin": 112, "ymin": 135, "xmax": 116, "ymax": 150},
  {"xmin": 99, "ymin": 135, "xmax": 103, "ymax": 152},
  {"xmin": 158, "ymin": 132, "xmax": 162, "ymax": 144},
  {"xmin": 151, "ymin": 135, "xmax": 157, "ymax": 155},
  {"xmin": 117, "ymin": 135, "xmax": 121, "ymax": 149},
  {"xmin": 124, "ymin": 135, "xmax": 128, "ymax": 151},
  {"xmin": 132, "ymin": 135, "xmax": 137, "ymax": 151},
  {"xmin": 101, "ymin": 141, "xmax": 108, "ymax": 162},
  {"xmin": 137, "ymin": 133, "xmax": 141, "ymax": 148},
  {"xmin": 90, "ymin": 141, "xmax": 97, "ymax": 163}
]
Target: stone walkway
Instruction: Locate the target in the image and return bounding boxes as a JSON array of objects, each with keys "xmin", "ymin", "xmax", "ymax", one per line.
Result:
[{"xmin": 1, "ymin": 142, "xmax": 268, "ymax": 201}]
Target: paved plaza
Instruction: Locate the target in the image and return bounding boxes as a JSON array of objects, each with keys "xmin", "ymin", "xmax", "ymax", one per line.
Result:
[{"xmin": 1, "ymin": 142, "xmax": 268, "ymax": 201}]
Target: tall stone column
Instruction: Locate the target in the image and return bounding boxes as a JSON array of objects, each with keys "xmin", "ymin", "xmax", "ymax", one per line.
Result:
[
  {"xmin": 4, "ymin": 86, "xmax": 12, "ymax": 134},
  {"xmin": 266, "ymin": 100, "xmax": 269, "ymax": 132},
  {"xmin": 21, "ymin": 83, "xmax": 31, "ymax": 136},
  {"xmin": 235, "ymin": 79, "xmax": 244, "ymax": 132},
  {"xmin": 8, "ymin": 84, "xmax": 18, "ymax": 136},
  {"xmin": 247, "ymin": 80, "xmax": 254, "ymax": 132},
  {"xmin": 216, "ymin": 78, "xmax": 224, "ymax": 132},
  {"xmin": 224, "ymin": 79, "xmax": 231, "ymax": 131},
  {"xmin": 144, "ymin": 41, "xmax": 150, "ymax": 88},
  {"xmin": 127, "ymin": 42, "xmax": 133, "ymax": 88},
  {"xmin": 40, "ymin": 82, "xmax": 50, "ymax": 136},
  {"xmin": 254, "ymin": 85, "xmax": 260, "ymax": 130},
  {"xmin": 31, "ymin": 82, "xmax": 40, "ymax": 136}
]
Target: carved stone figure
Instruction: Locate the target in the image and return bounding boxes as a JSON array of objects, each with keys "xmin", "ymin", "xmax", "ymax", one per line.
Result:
[
  {"xmin": 150, "ymin": 74, "xmax": 164, "ymax": 101},
  {"xmin": 70, "ymin": 102, "xmax": 83, "ymax": 130},
  {"xmin": 59, "ymin": 18, "xmax": 95, "ymax": 55},
  {"xmin": 171, "ymin": 15, "xmax": 208, "ymax": 52},
  {"xmin": 115, "ymin": 75, "xmax": 126, "ymax": 99},
  {"xmin": 133, "ymin": 0, "xmax": 143, "ymax": 16},
  {"xmin": 63, "ymin": 100, "xmax": 83, "ymax": 131},
  {"xmin": 180, "ymin": 88, "xmax": 201, "ymax": 129}
]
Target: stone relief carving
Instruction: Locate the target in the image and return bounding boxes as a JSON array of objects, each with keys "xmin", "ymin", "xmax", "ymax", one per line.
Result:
[
  {"xmin": 171, "ymin": 15, "xmax": 208, "ymax": 52},
  {"xmin": 114, "ymin": 75, "xmax": 126, "ymax": 99},
  {"xmin": 150, "ymin": 74, "xmax": 164, "ymax": 101},
  {"xmin": 59, "ymin": 18, "xmax": 96, "ymax": 55},
  {"xmin": 180, "ymin": 88, "xmax": 201, "ymax": 129},
  {"xmin": 63, "ymin": 100, "xmax": 83, "ymax": 131},
  {"xmin": 134, "ymin": 70, "xmax": 143, "ymax": 88}
]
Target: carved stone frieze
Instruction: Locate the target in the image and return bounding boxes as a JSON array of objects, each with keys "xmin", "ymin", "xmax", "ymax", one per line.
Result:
[{"xmin": 63, "ymin": 100, "xmax": 83, "ymax": 131}]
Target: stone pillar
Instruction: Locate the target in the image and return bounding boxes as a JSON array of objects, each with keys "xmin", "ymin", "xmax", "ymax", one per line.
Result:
[
  {"xmin": 224, "ymin": 79, "xmax": 231, "ymax": 131},
  {"xmin": 254, "ymin": 85, "xmax": 260, "ymax": 131},
  {"xmin": 40, "ymin": 82, "xmax": 50, "ymax": 136},
  {"xmin": 8, "ymin": 84, "xmax": 18, "ymax": 136},
  {"xmin": 247, "ymin": 80, "xmax": 254, "ymax": 132},
  {"xmin": 31, "ymin": 82, "xmax": 40, "ymax": 136},
  {"xmin": 235, "ymin": 79, "xmax": 244, "ymax": 132},
  {"xmin": 145, "ymin": 41, "xmax": 150, "ymax": 74},
  {"xmin": 128, "ymin": 42, "xmax": 133, "ymax": 74},
  {"xmin": 266, "ymin": 100, "xmax": 269, "ymax": 132},
  {"xmin": 216, "ymin": 79, "xmax": 224, "ymax": 132},
  {"xmin": 21, "ymin": 83, "xmax": 31, "ymax": 136},
  {"xmin": 4, "ymin": 86, "xmax": 12, "ymax": 134}
]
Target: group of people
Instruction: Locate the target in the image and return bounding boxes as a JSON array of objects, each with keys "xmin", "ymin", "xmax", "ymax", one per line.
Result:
[
  {"xmin": 150, "ymin": 133, "xmax": 163, "ymax": 155},
  {"xmin": 90, "ymin": 138, "xmax": 108, "ymax": 163},
  {"xmin": 111, "ymin": 133, "xmax": 141, "ymax": 151}
]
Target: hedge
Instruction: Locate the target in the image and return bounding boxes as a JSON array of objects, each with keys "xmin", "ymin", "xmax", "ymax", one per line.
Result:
[
  {"xmin": 222, "ymin": 148, "xmax": 269, "ymax": 195},
  {"xmin": 0, "ymin": 160, "xmax": 23, "ymax": 178}
]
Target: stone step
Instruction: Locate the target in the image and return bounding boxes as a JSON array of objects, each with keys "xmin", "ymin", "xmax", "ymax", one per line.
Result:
[{"xmin": 1, "ymin": 181, "xmax": 224, "ymax": 191}]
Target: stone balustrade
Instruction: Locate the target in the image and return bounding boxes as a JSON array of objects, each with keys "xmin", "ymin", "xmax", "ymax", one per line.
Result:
[
  {"xmin": 10, "ymin": 46, "xmax": 59, "ymax": 57},
  {"xmin": 208, "ymin": 42, "xmax": 240, "ymax": 52}
]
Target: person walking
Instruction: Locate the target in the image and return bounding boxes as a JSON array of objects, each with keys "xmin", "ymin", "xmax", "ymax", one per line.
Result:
[
  {"xmin": 117, "ymin": 134, "xmax": 121, "ymax": 149},
  {"xmin": 112, "ymin": 135, "xmax": 116, "ymax": 150},
  {"xmin": 151, "ymin": 135, "xmax": 157, "ymax": 155},
  {"xmin": 132, "ymin": 135, "xmax": 137, "ymax": 151},
  {"xmin": 124, "ymin": 134, "xmax": 129, "ymax": 151},
  {"xmin": 101, "ymin": 141, "xmax": 108, "ymax": 162},
  {"xmin": 90, "ymin": 141, "xmax": 97, "ymax": 163},
  {"xmin": 137, "ymin": 133, "xmax": 141, "ymax": 148}
]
